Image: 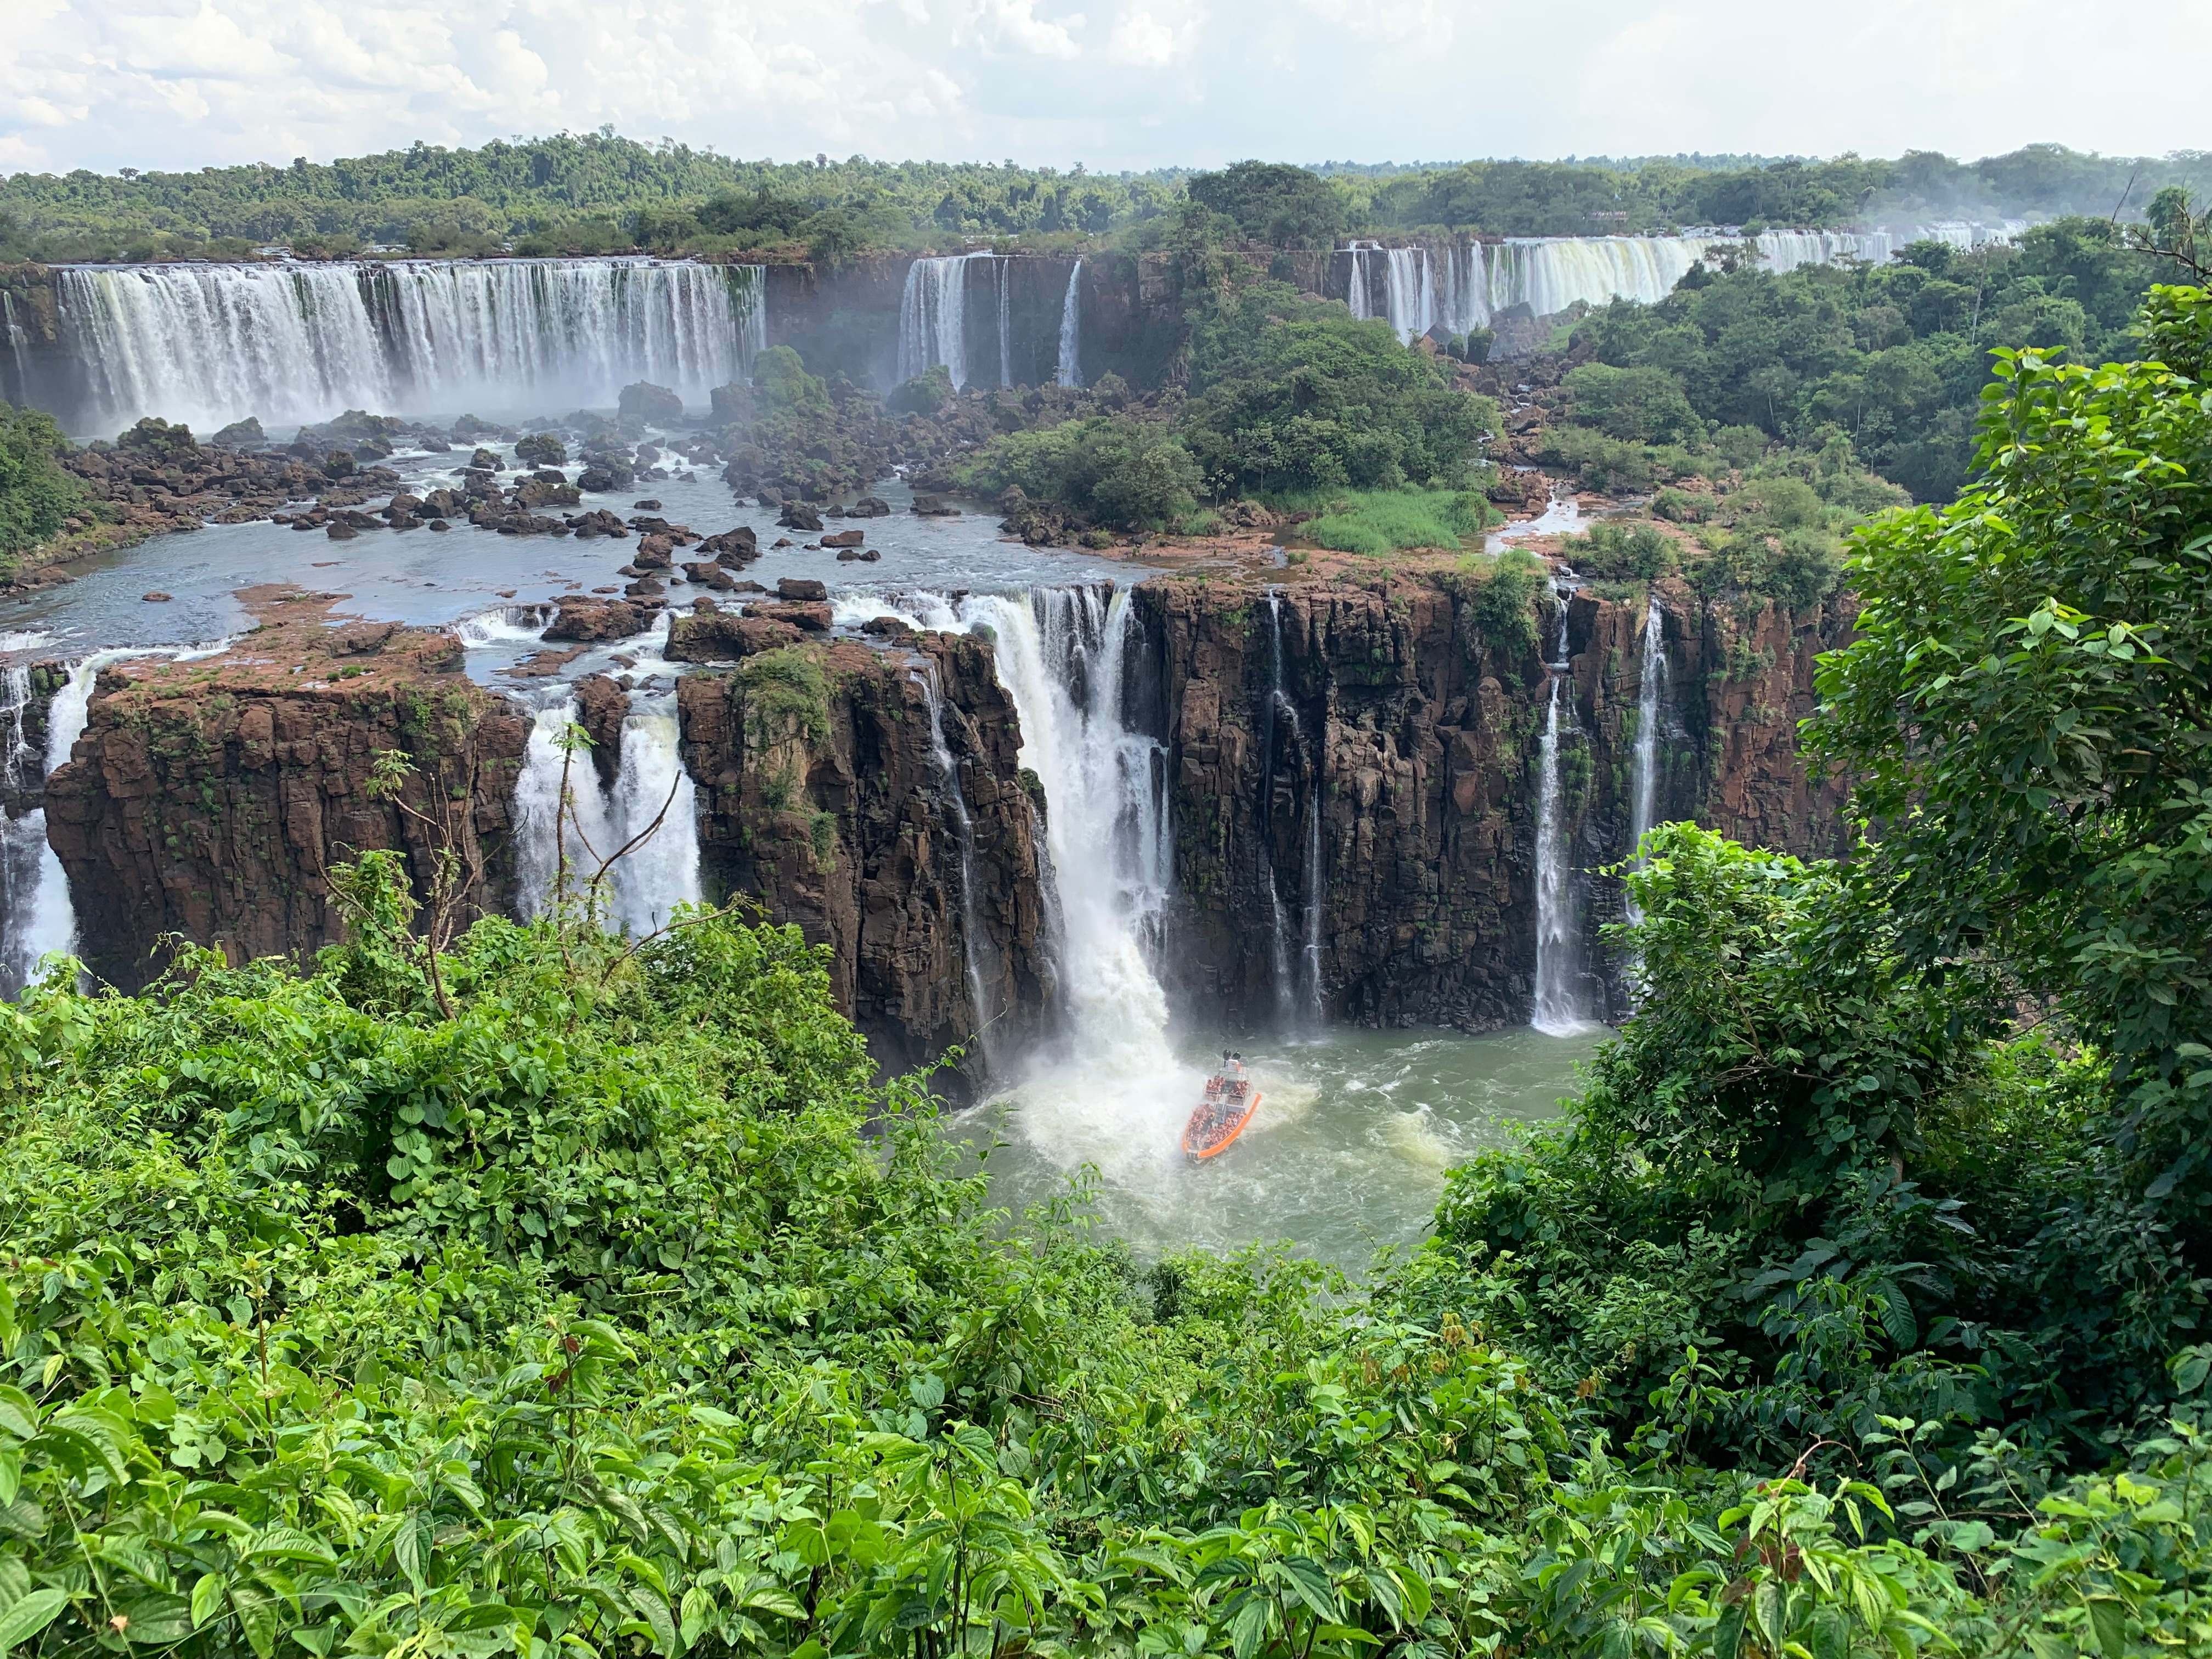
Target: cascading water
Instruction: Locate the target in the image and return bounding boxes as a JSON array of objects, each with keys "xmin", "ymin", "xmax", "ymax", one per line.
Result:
[
  {"xmin": 1343, "ymin": 242, "xmax": 1436, "ymax": 344},
  {"xmin": 1625, "ymin": 595, "xmax": 1669, "ymax": 926},
  {"xmin": 833, "ymin": 584, "xmax": 1175, "ymax": 1064},
  {"xmin": 898, "ymin": 253, "xmax": 990, "ymax": 390},
  {"xmin": 995, "ymin": 259, "xmax": 1014, "ymax": 388},
  {"xmin": 53, "ymin": 259, "xmax": 767, "ymax": 432},
  {"xmin": 1302, "ymin": 773, "xmax": 1324, "ymax": 1024},
  {"xmin": 1261, "ymin": 592, "xmax": 1296, "ymax": 1026},
  {"xmin": 514, "ymin": 688, "xmax": 700, "ymax": 939},
  {"xmin": 1054, "ymin": 260, "xmax": 1084, "ymax": 388},
  {"xmin": 2, "ymin": 293, "xmax": 30, "ymax": 403},
  {"xmin": 1530, "ymin": 579, "xmax": 1593, "ymax": 1034},
  {"xmin": 1, "ymin": 651, "xmax": 126, "ymax": 997},
  {"xmin": 1434, "ymin": 242, "xmax": 1492, "ymax": 336},
  {"xmin": 916, "ymin": 663, "xmax": 1001, "ymax": 1065}
]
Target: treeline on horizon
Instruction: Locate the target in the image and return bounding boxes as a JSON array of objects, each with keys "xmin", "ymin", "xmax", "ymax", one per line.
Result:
[{"xmin": 2, "ymin": 128, "xmax": 2210, "ymax": 264}]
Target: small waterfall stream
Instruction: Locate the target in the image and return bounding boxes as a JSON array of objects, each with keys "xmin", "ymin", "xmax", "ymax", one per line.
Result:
[
  {"xmin": 1530, "ymin": 579, "xmax": 1593, "ymax": 1034},
  {"xmin": 514, "ymin": 685, "xmax": 700, "ymax": 939},
  {"xmin": 1626, "ymin": 595, "xmax": 1669, "ymax": 925},
  {"xmin": 916, "ymin": 661, "xmax": 1001, "ymax": 1065},
  {"xmin": 898, "ymin": 252, "xmax": 1020, "ymax": 391},
  {"xmin": 1055, "ymin": 260, "xmax": 1084, "ymax": 388},
  {"xmin": 1, "ymin": 651, "xmax": 128, "ymax": 995}
]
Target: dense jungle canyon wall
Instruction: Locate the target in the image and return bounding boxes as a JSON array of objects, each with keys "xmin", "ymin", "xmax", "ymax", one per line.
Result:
[{"xmin": 23, "ymin": 567, "xmax": 1847, "ymax": 1065}]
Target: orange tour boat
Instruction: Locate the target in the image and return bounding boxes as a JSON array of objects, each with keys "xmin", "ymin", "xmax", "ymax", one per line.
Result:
[{"xmin": 1183, "ymin": 1052, "xmax": 1262, "ymax": 1160}]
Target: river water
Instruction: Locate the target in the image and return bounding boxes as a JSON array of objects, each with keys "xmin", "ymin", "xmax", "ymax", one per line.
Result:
[
  {"xmin": 3, "ymin": 425, "xmax": 1607, "ymax": 1271},
  {"xmin": 953, "ymin": 1024, "xmax": 1605, "ymax": 1272}
]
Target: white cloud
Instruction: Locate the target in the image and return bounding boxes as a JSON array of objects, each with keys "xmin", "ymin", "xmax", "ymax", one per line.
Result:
[{"xmin": 0, "ymin": 0, "xmax": 2208, "ymax": 175}]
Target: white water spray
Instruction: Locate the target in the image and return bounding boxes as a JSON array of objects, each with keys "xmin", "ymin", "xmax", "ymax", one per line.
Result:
[
  {"xmin": 1530, "ymin": 582, "xmax": 1594, "ymax": 1034},
  {"xmin": 898, "ymin": 253, "xmax": 988, "ymax": 389},
  {"xmin": 1054, "ymin": 260, "xmax": 1084, "ymax": 388},
  {"xmin": 1, "ymin": 651, "xmax": 129, "ymax": 995},
  {"xmin": 1626, "ymin": 595, "xmax": 1669, "ymax": 926},
  {"xmin": 54, "ymin": 259, "xmax": 766, "ymax": 431},
  {"xmin": 514, "ymin": 690, "xmax": 699, "ymax": 938}
]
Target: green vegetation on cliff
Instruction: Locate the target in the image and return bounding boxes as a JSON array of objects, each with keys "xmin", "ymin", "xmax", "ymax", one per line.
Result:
[
  {"xmin": 0, "ymin": 402, "xmax": 94, "ymax": 575},
  {"xmin": 1561, "ymin": 221, "xmax": 2169, "ymax": 500},
  {"xmin": 2, "ymin": 286, "xmax": 2210, "ymax": 1659}
]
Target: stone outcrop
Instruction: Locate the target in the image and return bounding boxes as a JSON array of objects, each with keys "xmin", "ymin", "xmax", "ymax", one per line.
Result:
[
  {"xmin": 1130, "ymin": 570, "xmax": 1851, "ymax": 1030},
  {"xmin": 676, "ymin": 633, "xmax": 1054, "ymax": 1091},
  {"xmin": 41, "ymin": 619, "xmax": 529, "ymax": 991}
]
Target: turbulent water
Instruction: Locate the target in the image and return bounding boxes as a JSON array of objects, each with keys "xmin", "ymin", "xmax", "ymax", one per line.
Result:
[
  {"xmin": 52, "ymin": 258, "xmax": 767, "ymax": 432},
  {"xmin": 953, "ymin": 1024, "xmax": 1603, "ymax": 1270}
]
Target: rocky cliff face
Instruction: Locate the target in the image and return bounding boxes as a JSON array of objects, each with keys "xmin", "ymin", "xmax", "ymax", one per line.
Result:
[
  {"xmin": 754, "ymin": 254, "xmax": 1187, "ymax": 393},
  {"xmin": 1130, "ymin": 570, "xmax": 1850, "ymax": 1031},
  {"xmin": 676, "ymin": 631, "xmax": 1056, "ymax": 1092},
  {"xmin": 42, "ymin": 618, "xmax": 530, "ymax": 990}
]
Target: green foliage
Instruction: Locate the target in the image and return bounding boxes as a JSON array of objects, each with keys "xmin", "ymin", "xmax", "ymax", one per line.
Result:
[
  {"xmin": 1301, "ymin": 488, "xmax": 1490, "ymax": 554},
  {"xmin": 957, "ymin": 414, "xmax": 1200, "ymax": 532},
  {"xmin": 1810, "ymin": 284, "xmax": 2212, "ymax": 1266},
  {"xmin": 1569, "ymin": 218, "xmax": 2168, "ymax": 501},
  {"xmin": 886, "ymin": 364, "xmax": 954, "ymax": 417},
  {"xmin": 0, "ymin": 401, "xmax": 93, "ymax": 571},
  {"xmin": 737, "ymin": 645, "xmax": 833, "ymax": 743},
  {"xmin": 1184, "ymin": 282, "xmax": 1496, "ymax": 498},
  {"xmin": 1562, "ymin": 362, "xmax": 1704, "ymax": 444},
  {"xmin": 1561, "ymin": 519, "xmax": 1677, "ymax": 580},
  {"xmin": 751, "ymin": 346, "xmax": 830, "ymax": 419},
  {"xmin": 1186, "ymin": 161, "xmax": 1348, "ymax": 249}
]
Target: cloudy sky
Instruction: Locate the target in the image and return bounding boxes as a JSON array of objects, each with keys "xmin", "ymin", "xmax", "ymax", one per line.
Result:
[{"xmin": 4, "ymin": 0, "xmax": 2208, "ymax": 176}]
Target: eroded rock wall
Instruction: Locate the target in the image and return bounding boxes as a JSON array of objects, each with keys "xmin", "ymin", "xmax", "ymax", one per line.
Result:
[
  {"xmin": 676, "ymin": 632, "xmax": 1055, "ymax": 1091},
  {"xmin": 42, "ymin": 626, "xmax": 529, "ymax": 990},
  {"xmin": 1131, "ymin": 571, "xmax": 1851, "ymax": 1031}
]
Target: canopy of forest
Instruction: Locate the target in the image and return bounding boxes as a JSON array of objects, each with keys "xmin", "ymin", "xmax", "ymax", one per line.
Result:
[{"xmin": 3, "ymin": 131, "xmax": 2209, "ymax": 263}]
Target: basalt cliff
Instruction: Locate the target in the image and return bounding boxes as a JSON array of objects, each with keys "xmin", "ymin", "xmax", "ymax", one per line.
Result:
[{"xmin": 24, "ymin": 566, "xmax": 1847, "ymax": 1073}]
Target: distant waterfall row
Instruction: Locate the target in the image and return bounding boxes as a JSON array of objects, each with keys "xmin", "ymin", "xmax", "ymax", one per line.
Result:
[
  {"xmin": 1342, "ymin": 230, "xmax": 1900, "ymax": 343},
  {"xmin": 897, "ymin": 253, "xmax": 1088, "ymax": 392},
  {"xmin": 51, "ymin": 258, "xmax": 768, "ymax": 432}
]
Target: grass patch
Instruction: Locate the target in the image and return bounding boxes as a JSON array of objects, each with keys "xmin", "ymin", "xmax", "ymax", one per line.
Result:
[{"xmin": 1293, "ymin": 488, "xmax": 1494, "ymax": 555}]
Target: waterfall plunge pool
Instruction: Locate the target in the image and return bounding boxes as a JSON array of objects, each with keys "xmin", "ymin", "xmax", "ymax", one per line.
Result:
[{"xmin": 949, "ymin": 1023, "xmax": 1608, "ymax": 1274}]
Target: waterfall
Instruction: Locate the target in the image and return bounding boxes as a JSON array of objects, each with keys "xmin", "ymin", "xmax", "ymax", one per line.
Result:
[
  {"xmin": 514, "ymin": 692, "xmax": 699, "ymax": 938},
  {"xmin": 1476, "ymin": 232, "xmax": 1897, "ymax": 319},
  {"xmin": 1530, "ymin": 583, "xmax": 1593, "ymax": 1034},
  {"xmin": 1054, "ymin": 260, "xmax": 1084, "ymax": 388},
  {"xmin": 1, "ymin": 652, "xmax": 122, "ymax": 996},
  {"xmin": 898, "ymin": 253, "xmax": 987, "ymax": 390},
  {"xmin": 1342, "ymin": 242, "xmax": 1437, "ymax": 345},
  {"xmin": 836, "ymin": 584, "xmax": 1174, "ymax": 1066},
  {"xmin": 2, "ymin": 293, "xmax": 29, "ymax": 402},
  {"xmin": 1302, "ymin": 774, "xmax": 1324, "ymax": 1024},
  {"xmin": 916, "ymin": 663, "xmax": 1001, "ymax": 1066},
  {"xmin": 1626, "ymin": 595, "xmax": 1668, "ymax": 926},
  {"xmin": 1435, "ymin": 242, "xmax": 1492, "ymax": 336},
  {"xmin": 995, "ymin": 258, "xmax": 1013, "ymax": 388},
  {"xmin": 1262, "ymin": 592, "xmax": 1297, "ymax": 1027},
  {"xmin": 48, "ymin": 258, "xmax": 766, "ymax": 433}
]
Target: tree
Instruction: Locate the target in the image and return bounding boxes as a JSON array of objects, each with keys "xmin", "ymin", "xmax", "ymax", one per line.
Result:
[
  {"xmin": 1809, "ymin": 284, "xmax": 2212, "ymax": 1221},
  {"xmin": 1186, "ymin": 161, "xmax": 1348, "ymax": 249},
  {"xmin": 0, "ymin": 402, "xmax": 94, "ymax": 572}
]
